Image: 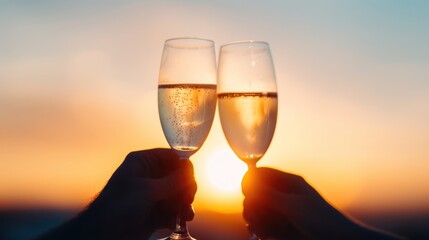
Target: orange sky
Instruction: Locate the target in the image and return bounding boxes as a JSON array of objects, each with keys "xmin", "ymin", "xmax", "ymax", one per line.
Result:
[{"xmin": 1, "ymin": 1, "xmax": 428, "ymax": 216}]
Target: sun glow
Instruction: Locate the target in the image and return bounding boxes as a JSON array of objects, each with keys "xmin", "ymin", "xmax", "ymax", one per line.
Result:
[
  {"xmin": 205, "ymin": 149, "xmax": 247, "ymax": 192},
  {"xmin": 194, "ymin": 148, "xmax": 248, "ymax": 213}
]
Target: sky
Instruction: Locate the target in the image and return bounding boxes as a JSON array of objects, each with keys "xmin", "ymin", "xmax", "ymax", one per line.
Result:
[{"xmin": 0, "ymin": 0, "xmax": 428, "ymax": 216}]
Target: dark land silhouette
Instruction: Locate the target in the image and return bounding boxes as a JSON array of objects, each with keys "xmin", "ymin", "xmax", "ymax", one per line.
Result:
[{"xmin": 0, "ymin": 208, "xmax": 428, "ymax": 240}]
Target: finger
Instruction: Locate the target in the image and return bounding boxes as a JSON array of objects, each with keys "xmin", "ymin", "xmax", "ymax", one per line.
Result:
[
  {"xmin": 243, "ymin": 174, "xmax": 305, "ymax": 218},
  {"xmin": 160, "ymin": 204, "xmax": 194, "ymax": 230},
  {"xmin": 183, "ymin": 204, "xmax": 195, "ymax": 221},
  {"xmin": 258, "ymin": 167, "xmax": 316, "ymax": 195},
  {"xmin": 243, "ymin": 167, "xmax": 312, "ymax": 195},
  {"xmin": 141, "ymin": 160, "xmax": 195, "ymax": 201},
  {"xmin": 150, "ymin": 202, "xmax": 195, "ymax": 230},
  {"xmin": 244, "ymin": 198, "xmax": 305, "ymax": 239},
  {"xmin": 244, "ymin": 199, "xmax": 279, "ymax": 238},
  {"xmin": 242, "ymin": 197, "xmax": 256, "ymax": 223},
  {"xmin": 125, "ymin": 148, "xmax": 181, "ymax": 178},
  {"xmin": 149, "ymin": 200, "xmax": 178, "ymax": 230},
  {"xmin": 182, "ymin": 179, "xmax": 198, "ymax": 205},
  {"xmin": 243, "ymin": 197, "xmax": 281, "ymax": 227},
  {"xmin": 146, "ymin": 148, "xmax": 182, "ymax": 173}
]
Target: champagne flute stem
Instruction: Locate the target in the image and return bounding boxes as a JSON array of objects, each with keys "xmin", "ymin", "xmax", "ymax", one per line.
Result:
[
  {"xmin": 247, "ymin": 162, "xmax": 262, "ymax": 240},
  {"xmin": 175, "ymin": 155, "xmax": 191, "ymax": 235},
  {"xmin": 165, "ymin": 156, "xmax": 194, "ymax": 240},
  {"xmin": 247, "ymin": 162, "xmax": 257, "ymax": 170},
  {"xmin": 167, "ymin": 202, "xmax": 194, "ymax": 239},
  {"xmin": 175, "ymin": 205, "xmax": 188, "ymax": 234}
]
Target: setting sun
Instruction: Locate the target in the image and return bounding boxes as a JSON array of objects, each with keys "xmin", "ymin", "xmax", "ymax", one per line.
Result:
[
  {"xmin": 205, "ymin": 149, "xmax": 247, "ymax": 192},
  {"xmin": 194, "ymin": 147, "xmax": 248, "ymax": 213}
]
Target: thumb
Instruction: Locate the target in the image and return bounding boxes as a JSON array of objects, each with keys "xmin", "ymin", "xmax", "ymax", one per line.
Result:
[
  {"xmin": 141, "ymin": 160, "xmax": 196, "ymax": 202},
  {"xmin": 242, "ymin": 168, "xmax": 305, "ymax": 218},
  {"xmin": 243, "ymin": 167, "xmax": 311, "ymax": 195}
]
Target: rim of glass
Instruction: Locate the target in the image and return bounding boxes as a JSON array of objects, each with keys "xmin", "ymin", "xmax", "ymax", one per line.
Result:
[
  {"xmin": 220, "ymin": 40, "xmax": 269, "ymax": 52},
  {"xmin": 165, "ymin": 37, "xmax": 214, "ymax": 49}
]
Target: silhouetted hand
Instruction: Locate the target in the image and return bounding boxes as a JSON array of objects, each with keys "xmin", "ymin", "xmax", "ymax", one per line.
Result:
[
  {"xmin": 36, "ymin": 148, "xmax": 197, "ymax": 240},
  {"xmin": 242, "ymin": 167, "xmax": 404, "ymax": 240}
]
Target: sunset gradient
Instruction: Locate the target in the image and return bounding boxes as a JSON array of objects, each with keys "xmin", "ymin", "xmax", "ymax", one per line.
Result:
[{"xmin": 1, "ymin": 0, "xmax": 428, "ymax": 221}]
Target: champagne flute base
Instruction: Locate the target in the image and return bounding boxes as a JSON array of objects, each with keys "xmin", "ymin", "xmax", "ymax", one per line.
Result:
[
  {"xmin": 250, "ymin": 233, "xmax": 262, "ymax": 240},
  {"xmin": 160, "ymin": 232, "xmax": 196, "ymax": 240}
]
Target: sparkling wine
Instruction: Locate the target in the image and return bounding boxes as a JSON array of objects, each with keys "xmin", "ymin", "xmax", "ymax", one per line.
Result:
[
  {"xmin": 218, "ymin": 92, "xmax": 277, "ymax": 165},
  {"xmin": 158, "ymin": 83, "xmax": 217, "ymax": 155}
]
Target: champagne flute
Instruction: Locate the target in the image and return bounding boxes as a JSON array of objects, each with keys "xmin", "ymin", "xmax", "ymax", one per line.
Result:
[
  {"xmin": 158, "ymin": 38, "xmax": 217, "ymax": 240},
  {"xmin": 217, "ymin": 41, "xmax": 278, "ymax": 240}
]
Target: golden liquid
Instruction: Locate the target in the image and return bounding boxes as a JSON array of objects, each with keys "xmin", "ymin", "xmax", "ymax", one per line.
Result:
[
  {"xmin": 218, "ymin": 92, "xmax": 277, "ymax": 165},
  {"xmin": 158, "ymin": 84, "xmax": 217, "ymax": 155}
]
